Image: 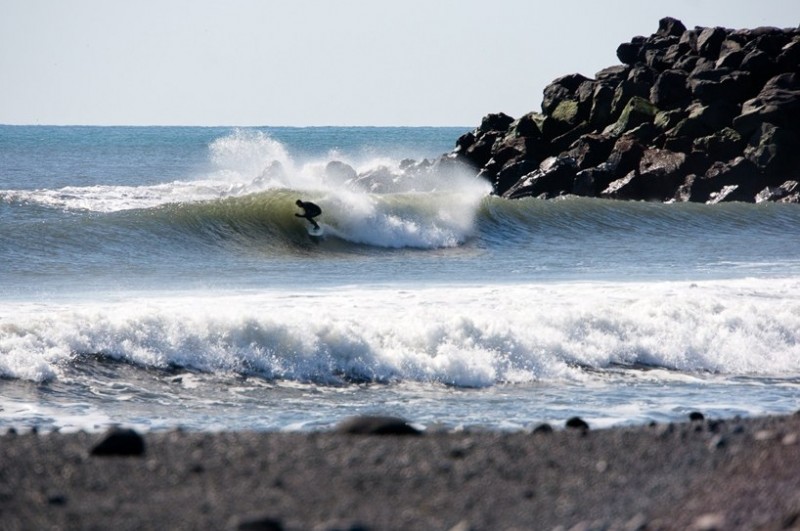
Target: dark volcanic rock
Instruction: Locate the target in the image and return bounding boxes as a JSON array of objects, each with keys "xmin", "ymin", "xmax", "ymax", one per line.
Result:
[
  {"xmin": 479, "ymin": 112, "xmax": 515, "ymax": 134},
  {"xmin": 605, "ymin": 96, "xmax": 657, "ymax": 138},
  {"xmin": 234, "ymin": 514, "xmax": 285, "ymax": 531},
  {"xmin": 697, "ymin": 27, "xmax": 727, "ymax": 59},
  {"xmin": 691, "ymin": 157, "xmax": 761, "ymax": 203},
  {"xmin": 502, "ymin": 156, "xmax": 577, "ymax": 199},
  {"xmin": 734, "ymin": 73, "xmax": 800, "ymax": 136},
  {"xmin": 693, "ymin": 128, "xmax": 745, "ymax": 162},
  {"xmin": 532, "ymin": 423, "xmax": 554, "ymax": 434},
  {"xmin": 602, "ymin": 147, "xmax": 686, "ymax": 201},
  {"xmin": 744, "ymin": 123, "xmax": 800, "ymax": 184},
  {"xmin": 336, "ymin": 416, "xmax": 422, "ymax": 436},
  {"xmin": 542, "ymin": 74, "xmax": 592, "ymax": 115},
  {"xmin": 636, "ymin": 148, "xmax": 688, "ymax": 200},
  {"xmin": 617, "ymin": 36, "xmax": 646, "ymax": 65},
  {"xmin": 657, "ymin": 17, "xmax": 687, "ymax": 38},
  {"xmin": 91, "ymin": 428, "xmax": 146, "ymax": 457},
  {"xmin": 573, "ymin": 166, "xmax": 614, "ymax": 197},
  {"xmin": 605, "ymin": 136, "xmax": 646, "ymax": 181},
  {"xmin": 565, "ymin": 417, "xmax": 590, "ymax": 430},
  {"xmin": 756, "ymin": 180, "xmax": 800, "ymax": 203},
  {"xmin": 491, "ymin": 158, "xmax": 540, "ymax": 196},
  {"xmin": 510, "ymin": 112, "xmax": 544, "ymax": 139},
  {"xmin": 444, "ymin": 19, "xmax": 800, "ymax": 202},
  {"xmin": 650, "ymin": 69, "xmax": 690, "ymax": 109},
  {"xmin": 567, "ymin": 134, "xmax": 616, "ymax": 170}
]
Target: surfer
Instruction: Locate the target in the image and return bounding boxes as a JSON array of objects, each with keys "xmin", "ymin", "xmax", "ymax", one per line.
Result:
[{"xmin": 295, "ymin": 199, "xmax": 322, "ymax": 230}]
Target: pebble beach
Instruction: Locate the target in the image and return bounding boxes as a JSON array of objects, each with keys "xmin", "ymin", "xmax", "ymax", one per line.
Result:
[{"xmin": 3, "ymin": 413, "xmax": 800, "ymax": 530}]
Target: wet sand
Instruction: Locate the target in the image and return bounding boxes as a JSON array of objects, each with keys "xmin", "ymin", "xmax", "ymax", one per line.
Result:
[{"xmin": 2, "ymin": 413, "xmax": 800, "ymax": 530}]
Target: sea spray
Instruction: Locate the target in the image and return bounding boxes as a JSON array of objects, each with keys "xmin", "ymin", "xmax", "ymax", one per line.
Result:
[{"xmin": 0, "ymin": 129, "xmax": 489, "ymax": 248}]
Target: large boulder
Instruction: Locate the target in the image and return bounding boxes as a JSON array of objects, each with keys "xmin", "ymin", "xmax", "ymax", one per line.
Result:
[
  {"xmin": 459, "ymin": 131, "xmax": 502, "ymax": 169},
  {"xmin": 603, "ymin": 136, "xmax": 646, "ymax": 183},
  {"xmin": 744, "ymin": 123, "xmax": 800, "ymax": 184},
  {"xmin": 690, "ymin": 68, "xmax": 756, "ymax": 105},
  {"xmin": 542, "ymin": 99, "xmax": 582, "ymax": 140},
  {"xmin": 611, "ymin": 66, "xmax": 656, "ymax": 119},
  {"xmin": 693, "ymin": 128, "xmax": 745, "ymax": 162},
  {"xmin": 601, "ymin": 170, "xmax": 641, "ymax": 200},
  {"xmin": 483, "ymin": 134, "xmax": 548, "ymax": 194},
  {"xmin": 567, "ymin": 134, "xmax": 616, "ymax": 170},
  {"xmin": 657, "ymin": 17, "xmax": 687, "ymax": 38},
  {"xmin": 617, "ymin": 36, "xmax": 647, "ymax": 65},
  {"xmin": 638, "ymin": 148, "xmax": 687, "ymax": 199},
  {"xmin": 508, "ymin": 112, "xmax": 544, "ymax": 139},
  {"xmin": 589, "ymin": 83, "xmax": 616, "ymax": 127},
  {"xmin": 491, "ymin": 158, "xmax": 541, "ymax": 196},
  {"xmin": 777, "ymin": 37, "xmax": 800, "ymax": 71},
  {"xmin": 690, "ymin": 157, "xmax": 761, "ymax": 203},
  {"xmin": 734, "ymin": 73, "xmax": 800, "ymax": 135},
  {"xmin": 601, "ymin": 148, "xmax": 686, "ymax": 201},
  {"xmin": 541, "ymin": 74, "xmax": 592, "ymax": 115},
  {"xmin": 478, "ymin": 112, "xmax": 515, "ymax": 134},
  {"xmin": 502, "ymin": 156, "xmax": 577, "ymax": 199},
  {"xmin": 756, "ymin": 180, "xmax": 800, "ymax": 203},
  {"xmin": 572, "ymin": 166, "xmax": 615, "ymax": 197},
  {"xmin": 697, "ymin": 27, "xmax": 728, "ymax": 59},
  {"xmin": 604, "ymin": 96, "xmax": 658, "ymax": 137},
  {"xmin": 650, "ymin": 69, "xmax": 690, "ymax": 109}
]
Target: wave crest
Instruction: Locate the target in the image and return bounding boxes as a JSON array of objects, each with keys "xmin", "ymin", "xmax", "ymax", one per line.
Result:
[
  {"xmin": 2, "ymin": 279, "xmax": 799, "ymax": 385},
  {"xmin": 0, "ymin": 130, "xmax": 490, "ymax": 249}
]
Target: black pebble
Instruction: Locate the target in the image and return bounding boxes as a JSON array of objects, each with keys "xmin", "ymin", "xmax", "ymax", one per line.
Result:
[
  {"xmin": 689, "ymin": 411, "xmax": 705, "ymax": 421},
  {"xmin": 235, "ymin": 515, "xmax": 284, "ymax": 531},
  {"xmin": 90, "ymin": 428, "xmax": 146, "ymax": 457},
  {"xmin": 532, "ymin": 423, "xmax": 554, "ymax": 434},
  {"xmin": 565, "ymin": 417, "xmax": 590, "ymax": 430},
  {"xmin": 336, "ymin": 416, "xmax": 422, "ymax": 436},
  {"xmin": 450, "ymin": 448, "xmax": 467, "ymax": 459},
  {"xmin": 48, "ymin": 494, "xmax": 67, "ymax": 506}
]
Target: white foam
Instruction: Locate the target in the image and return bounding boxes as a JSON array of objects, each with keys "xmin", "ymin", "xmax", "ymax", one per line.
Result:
[
  {"xmin": 319, "ymin": 187, "xmax": 487, "ymax": 248},
  {"xmin": 2, "ymin": 278, "xmax": 799, "ymax": 386},
  {"xmin": 0, "ymin": 130, "xmax": 490, "ymax": 250}
]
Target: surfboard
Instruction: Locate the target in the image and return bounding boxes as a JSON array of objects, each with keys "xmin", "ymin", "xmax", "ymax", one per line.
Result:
[{"xmin": 307, "ymin": 225, "xmax": 324, "ymax": 238}]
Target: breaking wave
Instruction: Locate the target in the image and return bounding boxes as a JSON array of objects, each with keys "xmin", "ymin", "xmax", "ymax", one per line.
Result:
[
  {"xmin": 0, "ymin": 129, "xmax": 489, "ymax": 250},
  {"xmin": 2, "ymin": 279, "xmax": 799, "ymax": 385}
]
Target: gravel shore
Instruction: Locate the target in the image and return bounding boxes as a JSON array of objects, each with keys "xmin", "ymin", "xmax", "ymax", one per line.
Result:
[{"xmin": 2, "ymin": 413, "xmax": 800, "ymax": 530}]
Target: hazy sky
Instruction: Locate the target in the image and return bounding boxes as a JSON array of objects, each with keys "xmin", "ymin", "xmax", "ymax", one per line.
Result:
[{"xmin": 1, "ymin": 1, "xmax": 798, "ymax": 126}]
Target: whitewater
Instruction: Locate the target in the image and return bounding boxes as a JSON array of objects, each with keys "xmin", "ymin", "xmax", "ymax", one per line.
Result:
[{"xmin": 1, "ymin": 125, "xmax": 799, "ymax": 432}]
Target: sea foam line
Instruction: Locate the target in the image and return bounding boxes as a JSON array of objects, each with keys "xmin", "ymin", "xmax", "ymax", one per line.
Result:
[{"xmin": 1, "ymin": 278, "xmax": 799, "ymax": 385}]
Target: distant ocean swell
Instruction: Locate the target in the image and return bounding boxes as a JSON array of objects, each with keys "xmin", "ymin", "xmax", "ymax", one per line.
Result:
[{"xmin": 2, "ymin": 279, "xmax": 799, "ymax": 386}]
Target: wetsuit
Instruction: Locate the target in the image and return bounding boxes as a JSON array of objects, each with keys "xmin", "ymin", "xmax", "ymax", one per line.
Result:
[{"xmin": 295, "ymin": 200, "xmax": 322, "ymax": 229}]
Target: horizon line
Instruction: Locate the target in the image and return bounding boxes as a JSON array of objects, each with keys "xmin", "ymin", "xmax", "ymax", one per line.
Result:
[{"xmin": 0, "ymin": 122, "xmax": 475, "ymax": 129}]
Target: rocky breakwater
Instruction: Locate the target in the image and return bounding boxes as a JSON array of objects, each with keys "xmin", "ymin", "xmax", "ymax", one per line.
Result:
[{"xmin": 448, "ymin": 17, "xmax": 800, "ymax": 203}]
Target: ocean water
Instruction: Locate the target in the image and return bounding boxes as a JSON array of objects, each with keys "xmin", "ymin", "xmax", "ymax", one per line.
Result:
[{"xmin": 1, "ymin": 125, "xmax": 799, "ymax": 433}]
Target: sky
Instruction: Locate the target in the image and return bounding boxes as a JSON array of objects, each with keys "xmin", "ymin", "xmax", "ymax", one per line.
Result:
[{"xmin": 1, "ymin": 1, "xmax": 798, "ymax": 127}]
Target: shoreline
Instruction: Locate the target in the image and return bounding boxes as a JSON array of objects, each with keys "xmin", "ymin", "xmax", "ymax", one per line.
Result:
[{"xmin": 3, "ymin": 413, "xmax": 799, "ymax": 530}]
